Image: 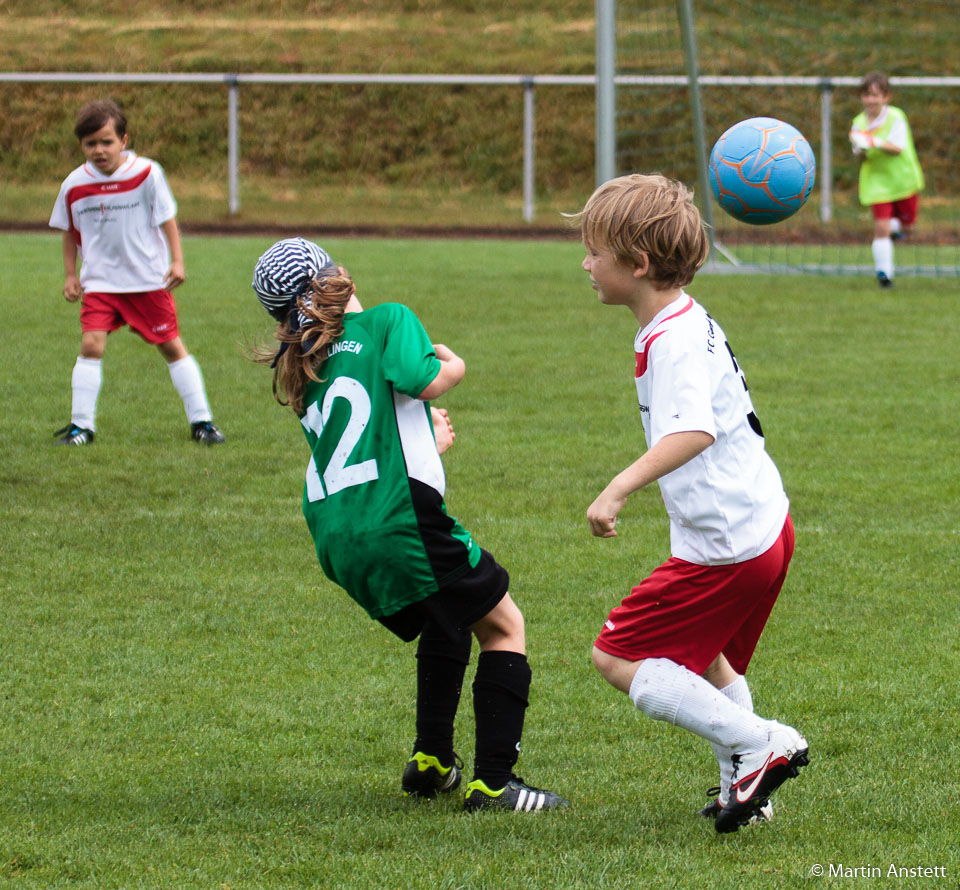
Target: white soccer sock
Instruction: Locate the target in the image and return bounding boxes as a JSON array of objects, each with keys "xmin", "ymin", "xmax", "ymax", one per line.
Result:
[
  {"xmin": 889, "ymin": 217, "xmax": 902, "ymax": 235},
  {"xmin": 167, "ymin": 355, "xmax": 212, "ymax": 424},
  {"xmin": 71, "ymin": 356, "xmax": 102, "ymax": 431},
  {"xmin": 628, "ymin": 658, "xmax": 769, "ymax": 751},
  {"xmin": 711, "ymin": 676, "xmax": 754, "ymax": 801},
  {"xmin": 872, "ymin": 237, "xmax": 894, "ymax": 278}
]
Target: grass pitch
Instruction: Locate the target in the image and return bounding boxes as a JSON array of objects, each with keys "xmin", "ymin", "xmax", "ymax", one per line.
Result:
[{"xmin": 2, "ymin": 232, "xmax": 959, "ymax": 888}]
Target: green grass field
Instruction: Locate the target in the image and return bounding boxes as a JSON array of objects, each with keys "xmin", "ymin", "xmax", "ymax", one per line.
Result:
[{"xmin": 2, "ymin": 232, "xmax": 959, "ymax": 889}]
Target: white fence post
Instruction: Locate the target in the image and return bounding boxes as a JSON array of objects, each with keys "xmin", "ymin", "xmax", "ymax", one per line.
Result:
[
  {"xmin": 820, "ymin": 80, "xmax": 833, "ymax": 224},
  {"xmin": 523, "ymin": 78, "xmax": 535, "ymax": 223},
  {"xmin": 227, "ymin": 75, "xmax": 239, "ymax": 215}
]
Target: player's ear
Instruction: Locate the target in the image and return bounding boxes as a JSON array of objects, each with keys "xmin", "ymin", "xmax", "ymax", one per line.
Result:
[{"xmin": 632, "ymin": 253, "xmax": 650, "ymax": 279}]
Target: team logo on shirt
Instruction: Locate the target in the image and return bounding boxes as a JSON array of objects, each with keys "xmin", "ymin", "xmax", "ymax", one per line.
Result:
[{"xmin": 76, "ymin": 199, "xmax": 142, "ymax": 219}]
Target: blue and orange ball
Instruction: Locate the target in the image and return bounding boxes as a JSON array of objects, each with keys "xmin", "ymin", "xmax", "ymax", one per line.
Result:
[{"xmin": 708, "ymin": 117, "xmax": 816, "ymax": 225}]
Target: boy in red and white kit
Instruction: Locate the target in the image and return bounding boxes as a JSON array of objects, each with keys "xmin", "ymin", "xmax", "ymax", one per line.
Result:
[
  {"xmin": 50, "ymin": 99, "xmax": 224, "ymax": 446},
  {"xmin": 573, "ymin": 174, "xmax": 808, "ymax": 833}
]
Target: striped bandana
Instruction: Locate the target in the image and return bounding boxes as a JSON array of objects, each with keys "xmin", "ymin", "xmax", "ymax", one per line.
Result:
[{"xmin": 252, "ymin": 237, "xmax": 334, "ymax": 321}]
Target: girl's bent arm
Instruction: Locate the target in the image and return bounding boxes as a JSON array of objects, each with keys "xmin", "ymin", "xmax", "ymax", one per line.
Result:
[
  {"xmin": 418, "ymin": 344, "xmax": 465, "ymax": 400},
  {"xmin": 587, "ymin": 430, "xmax": 714, "ymax": 538}
]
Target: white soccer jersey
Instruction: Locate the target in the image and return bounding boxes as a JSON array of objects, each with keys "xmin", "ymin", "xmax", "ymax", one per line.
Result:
[
  {"xmin": 634, "ymin": 293, "xmax": 788, "ymax": 565},
  {"xmin": 49, "ymin": 152, "xmax": 178, "ymax": 293}
]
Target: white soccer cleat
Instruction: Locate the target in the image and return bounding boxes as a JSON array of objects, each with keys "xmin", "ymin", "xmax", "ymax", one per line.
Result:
[{"xmin": 715, "ymin": 723, "xmax": 808, "ymax": 834}]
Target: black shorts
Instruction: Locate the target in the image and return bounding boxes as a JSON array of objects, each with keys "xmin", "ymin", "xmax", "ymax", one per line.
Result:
[{"xmin": 377, "ymin": 548, "xmax": 510, "ymax": 643}]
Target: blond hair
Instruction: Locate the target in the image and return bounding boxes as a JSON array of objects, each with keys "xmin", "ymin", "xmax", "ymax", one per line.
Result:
[
  {"xmin": 572, "ymin": 174, "xmax": 709, "ymax": 289},
  {"xmin": 251, "ymin": 268, "xmax": 355, "ymax": 415}
]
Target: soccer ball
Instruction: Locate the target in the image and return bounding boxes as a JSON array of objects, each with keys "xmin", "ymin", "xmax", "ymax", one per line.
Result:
[{"xmin": 708, "ymin": 117, "xmax": 816, "ymax": 225}]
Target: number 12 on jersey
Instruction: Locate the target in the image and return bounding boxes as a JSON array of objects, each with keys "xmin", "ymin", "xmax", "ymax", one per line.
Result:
[{"xmin": 300, "ymin": 377, "xmax": 379, "ymax": 502}]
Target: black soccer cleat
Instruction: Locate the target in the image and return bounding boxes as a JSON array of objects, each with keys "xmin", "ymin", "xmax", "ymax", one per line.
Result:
[
  {"xmin": 463, "ymin": 776, "xmax": 569, "ymax": 812},
  {"xmin": 698, "ymin": 786, "xmax": 723, "ymax": 819},
  {"xmin": 699, "ymin": 785, "xmax": 772, "ymax": 823},
  {"xmin": 715, "ymin": 723, "xmax": 807, "ymax": 834},
  {"xmin": 877, "ymin": 271, "xmax": 894, "ymax": 288},
  {"xmin": 54, "ymin": 423, "xmax": 95, "ymax": 446},
  {"xmin": 191, "ymin": 421, "xmax": 225, "ymax": 445},
  {"xmin": 402, "ymin": 751, "xmax": 463, "ymax": 798}
]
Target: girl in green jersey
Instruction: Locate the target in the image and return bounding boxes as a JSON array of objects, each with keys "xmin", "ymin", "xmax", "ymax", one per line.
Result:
[{"xmin": 250, "ymin": 238, "xmax": 567, "ymax": 813}]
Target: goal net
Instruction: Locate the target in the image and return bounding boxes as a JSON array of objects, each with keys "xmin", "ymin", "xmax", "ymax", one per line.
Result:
[{"xmin": 614, "ymin": 0, "xmax": 960, "ymax": 276}]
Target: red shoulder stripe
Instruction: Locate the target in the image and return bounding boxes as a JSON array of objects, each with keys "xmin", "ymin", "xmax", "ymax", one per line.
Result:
[
  {"xmin": 635, "ymin": 330, "xmax": 665, "ymax": 377},
  {"xmin": 65, "ymin": 164, "xmax": 152, "ymax": 246},
  {"xmin": 635, "ymin": 297, "xmax": 694, "ymax": 377}
]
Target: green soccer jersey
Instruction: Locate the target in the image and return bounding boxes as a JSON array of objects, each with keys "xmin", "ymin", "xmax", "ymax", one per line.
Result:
[
  {"xmin": 851, "ymin": 105, "xmax": 924, "ymax": 205},
  {"xmin": 299, "ymin": 302, "xmax": 480, "ymax": 620}
]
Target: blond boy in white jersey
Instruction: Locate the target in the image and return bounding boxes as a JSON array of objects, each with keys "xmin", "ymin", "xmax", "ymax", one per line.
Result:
[
  {"xmin": 571, "ymin": 174, "xmax": 808, "ymax": 833},
  {"xmin": 49, "ymin": 100, "xmax": 224, "ymax": 446}
]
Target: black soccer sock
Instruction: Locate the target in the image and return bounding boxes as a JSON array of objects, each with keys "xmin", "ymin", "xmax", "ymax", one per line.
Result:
[
  {"xmin": 413, "ymin": 622, "xmax": 472, "ymax": 765},
  {"xmin": 472, "ymin": 649, "xmax": 531, "ymax": 789}
]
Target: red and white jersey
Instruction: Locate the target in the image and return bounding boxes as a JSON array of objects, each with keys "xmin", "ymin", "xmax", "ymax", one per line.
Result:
[
  {"xmin": 49, "ymin": 152, "xmax": 177, "ymax": 293},
  {"xmin": 634, "ymin": 293, "xmax": 788, "ymax": 565}
]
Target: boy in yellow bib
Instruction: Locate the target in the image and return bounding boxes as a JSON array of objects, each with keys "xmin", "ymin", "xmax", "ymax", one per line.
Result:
[{"xmin": 849, "ymin": 72, "xmax": 924, "ymax": 288}]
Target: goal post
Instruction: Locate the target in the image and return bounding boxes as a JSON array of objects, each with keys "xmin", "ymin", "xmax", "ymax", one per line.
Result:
[{"xmin": 595, "ymin": 0, "xmax": 617, "ymax": 186}]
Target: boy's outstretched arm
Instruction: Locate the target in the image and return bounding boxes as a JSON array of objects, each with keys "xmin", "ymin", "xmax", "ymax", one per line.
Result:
[
  {"xmin": 418, "ymin": 343, "xmax": 465, "ymax": 401},
  {"xmin": 587, "ymin": 430, "xmax": 714, "ymax": 538},
  {"xmin": 62, "ymin": 232, "xmax": 81, "ymax": 302},
  {"xmin": 160, "ymin": 217, "xmax": 185, "ymax": 290}
]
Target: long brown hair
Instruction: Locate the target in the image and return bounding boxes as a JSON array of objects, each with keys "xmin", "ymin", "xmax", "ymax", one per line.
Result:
[{"xmin": 252, "ymin": 267, "xmax": 355, "ymax": 415}]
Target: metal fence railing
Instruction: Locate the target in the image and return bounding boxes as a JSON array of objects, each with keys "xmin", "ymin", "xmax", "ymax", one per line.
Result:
[
  {"xmin": 1, "ymin": 71, "xmax": 598, "ymax": 222},
  {"xmin": 4, "ymin": 72, "xmax": 959, "ymax": 223}
]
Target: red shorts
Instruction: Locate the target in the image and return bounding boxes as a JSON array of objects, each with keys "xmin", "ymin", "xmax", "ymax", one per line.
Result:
[
  {"xmin": 594, "ymin": 515, "xmax": 794, "ymax": 676},
  {"xmin": 80, "ymin": 290, "xmax": 180, "ymax": 344},
  {"xmin": 871, "ymin": 194, "xmax": 919, "ymax": 225}
]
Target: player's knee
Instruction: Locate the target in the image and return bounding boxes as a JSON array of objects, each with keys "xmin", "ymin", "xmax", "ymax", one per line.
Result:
[
  {"xmin": 592, "ymin": 646, "xmax": 643, "ymax": 694},
  {"xmin": 80, "ymin": 334, "xmax": 106, "ymax": 359},
  {"xmin": 473, "ymin": 594, "xmax": 524, "ymax": 652},
  {"xmin": 159, "ymin": 339, "xmax": 189, "ymax": 362},
  {"xmin": 592, "ymin": 645, "xmax": 615, "ymax": 680}
]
